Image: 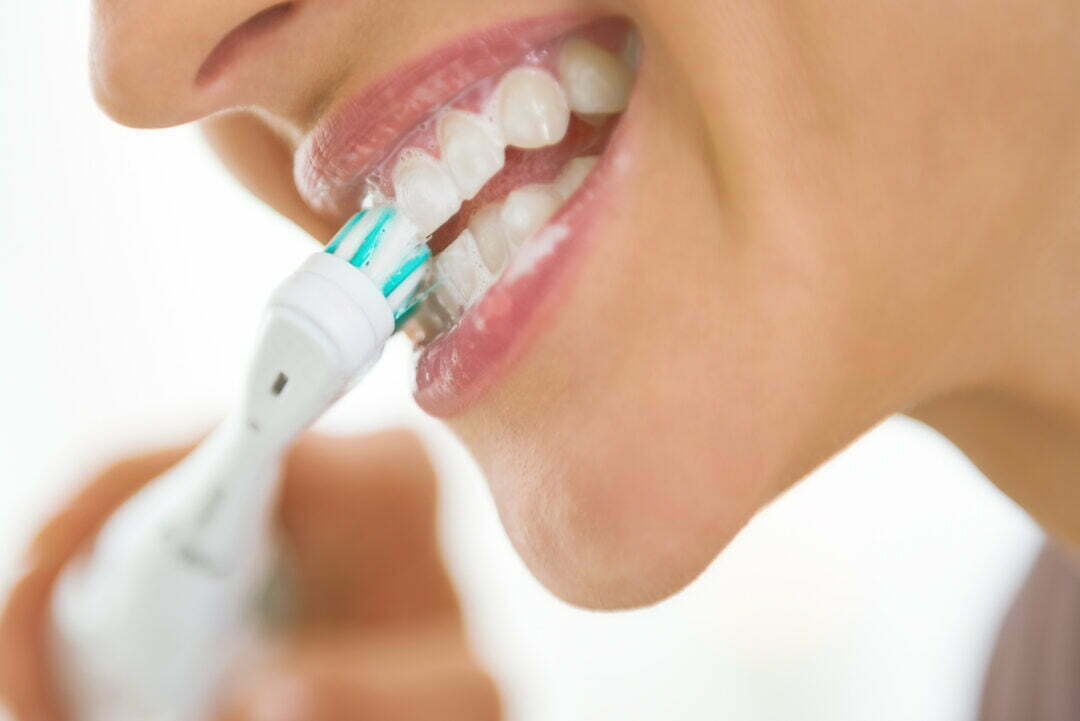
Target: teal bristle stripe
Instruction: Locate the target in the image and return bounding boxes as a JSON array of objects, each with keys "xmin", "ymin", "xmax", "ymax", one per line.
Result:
[
  {"xmin": 324, "ymin": 209, "xmax": 367, "ymax": 255},
  {"xmin": 349, "ymin": 207, "xmax": 394, "ymax": 269},
  {"xmin": 325, "ymin": 205, "xmax": 431, "ymax": 330},
  {"xmin": 393, "ymin": 303, "xmax": 420, "ymax": 328},
  {"xmin": 382, "ymin": 245, "xmax": 431, "ymax": 296}
]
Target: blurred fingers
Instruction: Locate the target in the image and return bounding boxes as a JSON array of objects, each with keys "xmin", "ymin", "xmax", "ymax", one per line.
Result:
[
  {"xmin": 220, "ymin": 621, "xmax": 501, "ymax": 721},
  {"xmin": 0, "ymin": 445, "xmax": 193, "ymax": 721},
  {"xmin": 27, "ymin": 446, "xmax": 193, "ymax": 568},
  {"xmin": 279, "ymin": 430, "xmax": 460, "ymax": 629},
  {"xmin": 0, "ymin": 428, "xmax": 466, "ymax": 720}
]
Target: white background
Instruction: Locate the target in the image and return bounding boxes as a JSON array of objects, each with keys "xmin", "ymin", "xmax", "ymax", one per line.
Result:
[{"xmin": 0, "ymin": 4, "xmax": 1043, "ymax": 720}]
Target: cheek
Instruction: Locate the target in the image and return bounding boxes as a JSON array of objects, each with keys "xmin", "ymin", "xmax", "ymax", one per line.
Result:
[{"xmin": 445, "ymin": 16, "xmax": 927, "ymax": 609}]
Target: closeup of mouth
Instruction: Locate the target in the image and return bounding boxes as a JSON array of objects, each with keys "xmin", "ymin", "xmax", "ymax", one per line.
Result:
[{"xmin": 294, "ymin": 15, "xmax": 640, "ymax": 415}]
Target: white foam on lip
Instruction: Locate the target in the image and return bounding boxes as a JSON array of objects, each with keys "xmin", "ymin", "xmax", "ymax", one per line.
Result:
[{"xmin": 503, "ymin": 223, "xmax": 570, "ymax": 282}]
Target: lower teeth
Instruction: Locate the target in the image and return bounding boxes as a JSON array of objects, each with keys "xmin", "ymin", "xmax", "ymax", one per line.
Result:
[{"xmin": 435, "ymin": 153, "xmax": 596, "ymax": 321}]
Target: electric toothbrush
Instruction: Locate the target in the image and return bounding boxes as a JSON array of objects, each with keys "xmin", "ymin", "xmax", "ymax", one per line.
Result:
[{"xmin": 50, "ymin": 205, "xmax": 431, "ymax": 721}]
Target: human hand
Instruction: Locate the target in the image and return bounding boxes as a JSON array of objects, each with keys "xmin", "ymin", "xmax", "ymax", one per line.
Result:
[{"xmin": 0, "ymin": 430, "xmax": 500, "ymax": 721}]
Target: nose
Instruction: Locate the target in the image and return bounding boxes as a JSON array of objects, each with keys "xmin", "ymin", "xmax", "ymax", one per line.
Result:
[{"xmin": 90, "ymin": 0, "xmax": 310, "ymax": 128}]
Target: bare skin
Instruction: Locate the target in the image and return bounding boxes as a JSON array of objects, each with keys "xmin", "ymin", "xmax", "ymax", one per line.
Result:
[{"xmin": 3, "ymin": 0, "xmax": 1080, "ymax": 717}]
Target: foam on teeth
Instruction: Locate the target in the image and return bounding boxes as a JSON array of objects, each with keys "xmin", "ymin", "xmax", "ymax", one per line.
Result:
[
  {"xmin": 433, "ymin": 281, "xmax": 465, "ymax": 317},
  {"xmin": 435, "ymin": 229, "xmax": 493, "ymax": 307},
  {"xmin": 437, "ymin": 110, "xmax": 506, "ymax": 200},
  {"xmin": 393, "ymin": 149, "xmax": 462, "ymax": 236},
  {"xmin": 390, "ymin": 31, "xmax": 636, "ymax": 333},
  {"xmin": 432, "ymin": 162, "xmax": 589, "ymax": 313}
]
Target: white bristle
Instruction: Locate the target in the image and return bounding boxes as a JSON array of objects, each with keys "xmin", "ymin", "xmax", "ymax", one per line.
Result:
[
  {"xmin": 367, "ymin": 213, "xmax": 423, "ymax": 287},
  {"xmin": 329, "ymin": 211, "xmax": 383, "ymax": 264},
  {"xmin": 324, "ymin": 204, "xmax": 430, "ymax": 316}
]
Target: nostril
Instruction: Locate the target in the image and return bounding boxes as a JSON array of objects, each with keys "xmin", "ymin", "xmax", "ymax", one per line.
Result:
[{"xmin": 195, "ymin": 2, "xmax": 298, "ymax": 87}]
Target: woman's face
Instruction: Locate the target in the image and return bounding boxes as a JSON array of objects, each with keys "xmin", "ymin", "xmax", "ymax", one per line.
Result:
[{"xmin": 90, "ymin": 0, "xmax": 1078, "ymax": 607}]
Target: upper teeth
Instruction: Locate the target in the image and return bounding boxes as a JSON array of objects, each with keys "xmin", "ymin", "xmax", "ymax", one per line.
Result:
[
  {"xmin": 392, "ymin": 149, "xmax": 462, "ymax": 237},
  {"xmin": 392, "ymin": 36, "xmax": 633, "ymax": 322},
  {"xmin": 557, "ymin": 37, "xmax": 633, "ymax": 115},
  {"xmin": 437, "ymin": 110, "xmax": 505, "ymax": 200},
  {"xmin": 496, "ymin": 67, "xmax": 571, "ymax": 149}
]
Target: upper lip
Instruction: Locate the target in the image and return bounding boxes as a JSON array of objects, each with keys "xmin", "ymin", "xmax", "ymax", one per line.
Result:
[
  {"xmin": 293, "ymin": 14, "xmax": 593, "ymax": 222},
  {"xmin": 196, "ymin": 2, "xmax": 299, "ymax": 87}
]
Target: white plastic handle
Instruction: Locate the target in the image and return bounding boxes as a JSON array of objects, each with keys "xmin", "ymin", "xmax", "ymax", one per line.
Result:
[{"xmin": 49, "ymin": 253, "xmax": 394, "ymax": 721}]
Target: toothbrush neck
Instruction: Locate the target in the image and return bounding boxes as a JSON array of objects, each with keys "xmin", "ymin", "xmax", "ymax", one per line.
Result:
[{"xmin": 238, "ymin": 308, "xmax": 357, "ymax": 449}]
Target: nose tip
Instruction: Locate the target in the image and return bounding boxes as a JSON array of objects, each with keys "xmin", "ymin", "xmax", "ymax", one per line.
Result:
[{"xmin": 89, "ymin": 0, "xmax": 297, "ymax": 128}]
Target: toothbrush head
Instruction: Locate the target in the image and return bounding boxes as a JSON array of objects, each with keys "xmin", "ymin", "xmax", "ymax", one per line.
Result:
[
  {"xmin": 244, "ymin": 203, "xmax": 433, "ymax": 439},
  {"xmin": 324, "ymin": 204, "xmax": 433, "ymax": 327}
]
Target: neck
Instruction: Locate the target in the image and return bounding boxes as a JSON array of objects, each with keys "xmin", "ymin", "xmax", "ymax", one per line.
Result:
[
  {"xmin": 910, "ymin": 201, "xmax": 1080, "ymax": 549},
  {"xmin": 913, "ymin": 390, "xmax": 1080, "ymax": 548}
]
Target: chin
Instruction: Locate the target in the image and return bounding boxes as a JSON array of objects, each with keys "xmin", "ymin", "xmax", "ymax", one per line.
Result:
[
  {"xmin": 453, "ymin": 364, "xmax": 768, "ymax": 610},
  {"xmin": 483, "ymin": 437, "xmax": 754, "ymax": 610}
]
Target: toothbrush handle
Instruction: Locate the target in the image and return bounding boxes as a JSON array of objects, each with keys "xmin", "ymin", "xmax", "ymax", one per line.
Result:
[
  {"xmin": 49, "ymin": 420, "xmax": 283, "ymax": 721},
  {"xmin": 48, "ymin": 251, "xmax": 397, "ymax": 721}
]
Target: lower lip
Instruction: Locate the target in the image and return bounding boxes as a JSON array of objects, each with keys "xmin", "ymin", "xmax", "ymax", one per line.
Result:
[{"xmin": 413, "ymin": 114, "xmax": 634, "ymax": 416}]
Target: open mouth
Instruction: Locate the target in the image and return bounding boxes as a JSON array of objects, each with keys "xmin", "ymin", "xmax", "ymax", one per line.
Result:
[{"xmin": 295, "ymin": 15, "xmax": 640, "ymax": 413}]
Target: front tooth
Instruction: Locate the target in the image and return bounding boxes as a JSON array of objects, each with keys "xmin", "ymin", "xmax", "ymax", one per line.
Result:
[
  {"xmin": 468, "ymin": 203, "xmax": 512, "ymax": 274},
  {"xmin": 557, "ymin": 38, "xmax": 633, "ymax": 115},
  {"xmin": 438, "ymin": 110, "xmax": 505, "ymax": 200},
  {"xmin": 552, "ymin": 156, "xmax": 598, "ymax": 200},
  {"xmin": 499, "ymin": 184, "xmax": 563, "ymax": 247},
  {"xmin": 393, "ymin": 150, "xmax": 462, "ymax": 236},
  {"xmin": 496, "ymin": 67, "xmax": 570, "ymax": 149},
  {"xmin": 435, "ymin": 229, "xmax": 490, "ymax": 307}
]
